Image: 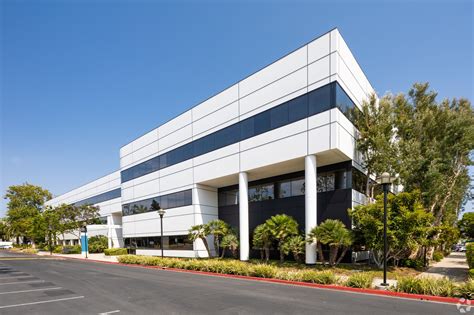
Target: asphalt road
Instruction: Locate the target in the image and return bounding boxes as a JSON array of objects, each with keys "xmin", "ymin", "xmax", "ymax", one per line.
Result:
[{"xmin": 0, "ymin": 250, "xmax": 461, "ymax": 315}]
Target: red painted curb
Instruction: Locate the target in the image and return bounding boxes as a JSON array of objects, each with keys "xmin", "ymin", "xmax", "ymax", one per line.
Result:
[{"xmin": 52, "ymin": 255, "xmax": 469, "ymax": 305}]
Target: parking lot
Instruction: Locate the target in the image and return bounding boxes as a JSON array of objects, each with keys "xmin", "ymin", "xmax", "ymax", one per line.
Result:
[{"xmin": 0, "ymin": 250, "xmax": 458, "ymax": 315}]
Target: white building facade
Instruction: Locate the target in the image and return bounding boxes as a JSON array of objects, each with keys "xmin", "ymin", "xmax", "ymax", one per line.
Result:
[{"xmin": 46, "ymin": 28, "xmax": 373, "ymax": 263}]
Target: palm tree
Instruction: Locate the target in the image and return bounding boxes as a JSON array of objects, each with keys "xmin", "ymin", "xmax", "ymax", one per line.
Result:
[
  {"xmin": 207, "ymin": 219, "xmax": 231, "ymax": 257},
  {"xmin": 281, "ymin": 234, "xmax": 305, "ymax": 263},
  {"xmin": 265, "ymin": 214, "xmax": 299, "ymax": 263},
  {"xmin": 253, "ymin": 224, "xmax": 273, "ymax": 262},
  {"xmin": 221, "ymin": 233, "xmax": 239, "ymax": 258},
  {"xmin": 308, "ymin": 219, "xmax": 353, "ymax": 266},
  {"xmin": 188, "ymin": 224, "xmax": 211, "ymax": 257}
]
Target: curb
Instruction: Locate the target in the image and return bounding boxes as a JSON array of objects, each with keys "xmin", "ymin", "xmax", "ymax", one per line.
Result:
[{"xmin": 54, "ymin": 255, "xmax": 468, "ymax": 305}]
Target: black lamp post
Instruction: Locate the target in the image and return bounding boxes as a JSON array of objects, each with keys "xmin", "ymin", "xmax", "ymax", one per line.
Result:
[
  {"xmin": 378, "ymin": 172, "xmax": 393, "ymax": 287},
  {"xmin": 48, "ymin": 224, "xmax": 53, "ymax": 256},
  {"xmin": 157, "ymin": 208, "xmax": 166, "ymax": 258}
]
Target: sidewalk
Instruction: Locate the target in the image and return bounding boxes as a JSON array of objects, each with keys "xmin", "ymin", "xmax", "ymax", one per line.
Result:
[
  {"xmin": 419, "ymin": 252, "xmax": 468, "ymax": 282},
  {"xmin": 37, "ymin": 251, "xmax": 119, "ymax": 263}
]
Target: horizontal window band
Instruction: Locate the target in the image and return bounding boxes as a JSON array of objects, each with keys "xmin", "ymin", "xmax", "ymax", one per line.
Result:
[{"xmin": 121, "ymin": 81, "xmax": 357, "ymax": 183}]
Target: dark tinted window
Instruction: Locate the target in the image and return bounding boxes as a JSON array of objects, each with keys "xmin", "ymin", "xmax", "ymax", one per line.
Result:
[
  {"xmin": 240, "ymin": 117, "xmax": 255, "ymax": 140},
  {"xmin": 124, "ymin": 235, "xmax": 193, "ymax": 250},
  {"xmin": 122, "ymin": 189, "xmax": 192, "ymax": 216},
  {"xmin": 289, "ymin": 94, "xmax": 308, "ymax": 123},
  {"xmin": 121, "ymin": 82, "xmax": 357, "ymax": 183},
  {"xmin": 270, "ymin": 103, "xmax": 289, "ymax": 129},
  {"xmin": 308, "ymin": 84, "xmax": 331, "ymax": 115},
  {"xmin": 254, "ymin": 110, "xmax": 271, "ymax": 135},
  {"xmin": 335, "ymin": 82, "xmax": 357, "ymax": 122},
  {"xmin": 74, "ymin": 188, "xmax": 121, "ymax": 206}
]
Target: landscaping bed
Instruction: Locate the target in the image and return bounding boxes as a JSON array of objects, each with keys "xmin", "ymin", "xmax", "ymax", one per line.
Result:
[{"xmin": 117, "ymin": 255, "xmax": 473, "ymax": 299}]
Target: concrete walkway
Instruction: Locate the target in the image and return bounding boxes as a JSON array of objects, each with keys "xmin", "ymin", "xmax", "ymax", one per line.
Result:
[
  {"xmin": 420, "ymin": 252, "xmax": 468, "ymax": 282},
  {"xmin": 37, "ymin": 251, "xmax": 119, "ymax": 262}
]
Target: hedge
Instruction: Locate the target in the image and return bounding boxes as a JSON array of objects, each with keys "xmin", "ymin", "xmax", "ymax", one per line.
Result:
[
  {"xmin": 467, "ymin": 243, "xmax": 474, "ymax": 269},
  {"xmin": 104, "ymin": 248, "xmax": 128, "ymax": 256},
  {"xmin": 116, "ymin": 255, "xmax": 474, "ymax": 298}
]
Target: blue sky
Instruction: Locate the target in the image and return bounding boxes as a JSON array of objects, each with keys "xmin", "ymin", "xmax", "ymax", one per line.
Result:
[{"xmin": 1, "ymin": 0, "xmax": 473, "ymax": 216}]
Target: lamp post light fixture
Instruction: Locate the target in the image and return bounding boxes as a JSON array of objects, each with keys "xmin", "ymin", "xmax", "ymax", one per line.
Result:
[
  {"xmin": 157, "ymin": 208, "xmax": 166, "ymax": 258},
  {"xmin": 377, "ymin": 172, "xmax": 395, "ymax": 287}
]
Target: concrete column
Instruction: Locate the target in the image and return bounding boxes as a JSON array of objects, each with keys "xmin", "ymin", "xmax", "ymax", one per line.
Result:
[
  {"xmin": 107, "ymin": 216, "xmax": 113, "ymax": 248},
  {"xmin": 239, "ymin": 172, "xmax": 249, "ymax": 261},
  {"xmin": 305, "ymin": 155, "xmax": 317, "ymax": 264}
]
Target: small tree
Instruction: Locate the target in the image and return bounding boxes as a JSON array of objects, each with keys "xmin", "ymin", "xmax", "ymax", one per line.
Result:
[
  {"xmin": 459, "ymin": 213, "xmax": 474, "ymax": 239},
  {"xmin": 41, "ymin": 207, "xmax": 62, "ymax": 255},
  {"xmin": 265, "ymin": 214, "xmax": 299, "ymax": 263},
  {"xmin": 349, "ymin": 190, "xmax": 433, "ymax": 267},
  {"xmin": 281, "ymin": 234, "xmax": 305, "ymax": 263},
  {"xmin": 188, "ymin": 224, "xmax": 211, "ymax": 257},
  {"xmin": 60, "ymin": 204, "xmax": 100, "ymax": 243},
  {"xmin": 207, "ymin": 219, "xmax": 231, "ymax": 257},
  {"xmin": 253, "ymin": 224, "xmax": 272, "ymax": 262},
  {"xmin": 88, "ymin": 235, "xmax": 108, "ymax": 253},
  {"xmin": 221, "ymin": 233, "xmax": 239, "ymax": 258},
  {"xmin": 308, "ymin": 219, "xmax": 352, "ymax": 266}
]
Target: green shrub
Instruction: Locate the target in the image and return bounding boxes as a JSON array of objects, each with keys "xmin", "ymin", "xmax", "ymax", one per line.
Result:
[
  {"xmin": 52, "ymin": 245, "xmax": 64, "ymax": 254},
  {"xmin": 104, "ymin": 248, "xmax": 128, "ymax": 256},
  {"xmin": 62, "ymin": 245, "xmax": 81, "ymax": 254},
  {"xmin": 469, "ymin": 269, "xmax": 474, "ymax": 280},
  {"xmin": 22, "ymin": 248, "xmax": 39, "ymax": 254},
  {"xmin": 300, "ymin": 270, "xmax": 337, "ymax": 284},
  {"xmin": 467, "ymin": 243, "xmax": 474, "ymax": 269},
  {"xmin": 88, "ymin": 236, "xmax": 108, "ymax": 253},
  {"xmin": 250, "ymin": 264, "xmax": 277, "ymax": 278},
  {"xmin": 395, "ymin": 276, "xmax": 455, "ymax": 297},
  {"xmin": 401, "ymin": 258, "xmax": 425, "ymax": 270},
  {"xmin": 455, "ymin": 280, "xmax": 474, "ymax": 299},
  {"xmin": 345, "ymin": 272, "xmax": 374, "ymax": 288},
  {"xmin": 432, "ymin": 251, "xmax": 444, "ymax": 262}
]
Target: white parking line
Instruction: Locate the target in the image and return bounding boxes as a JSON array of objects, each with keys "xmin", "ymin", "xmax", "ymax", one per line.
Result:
[
  {"xmin": 0, "ymin": 287, "xmax": 62, "ymax": 295},
  {"xmin": 0, "ymin": 280, "xmax": 44, "ymax": 286},
  {"xmin": 0, "ymin": 296, "xmax": 84, "ymax": 309},
  {"xmin": 99, "ymin": 310, "xmax": 120, "ymax": 314}
]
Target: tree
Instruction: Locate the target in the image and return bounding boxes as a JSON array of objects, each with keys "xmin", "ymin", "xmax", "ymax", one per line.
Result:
[
  {"xmin": 349, "ymin": 190, "xmax": 433, "ymax": 267},
  {"xmin": 0, "ymin": 219, "xmax": 11, "ymax": 241},
  {"xmin": 207, "ymin": 219, "xmax": 231, "ymax": 257},
  {"xmin": 393, "ymin": 83, "xmax": 473, "ymax": 229},
  {"xmin": 264, "ymin": 214, "xmax": 299, "ymax": 263},
  {"xmin": 459, "ymin": 212, "xmax": 474, "ymax": 239},
  {"xmin": 40, "ymin": 207, "xmax": 62, "ymax": 255},
  {"xmin": 59, "ymin": 204, "xmax": 100, "ymax": 243},
  {"xmin": 354, "ymin": 94, "xmax": 398, "ymax": 198},
  {"xmin": 188, "ymin": 224, "xmax": 211, "ymax": 257},
  {"xmin": 253, "ymin": 224, "xmax": 273, "ymax": 262},
  {"xmin": 221, "ymin": 233, "xmax": 239, "ymax": 258},
  {"xmin": 281, "ymin": 235, "xmax": 305, "ymax": 263},
  {"xmin": 307, "ymin": 219, "xmax": 352, "ymax": 266},
  {"xmin": 4, "ymin": 184, "xmax": 52, "ymax": 246}
]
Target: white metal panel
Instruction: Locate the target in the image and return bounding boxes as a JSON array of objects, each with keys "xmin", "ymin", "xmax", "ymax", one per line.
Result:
[
  {"xmin": 308, "ymin": 55, "xmax": 330, "ymax": 86},
  {"xmin": 158, "ymin": 124, "xmax": 192, "ymax": 152},
  {"xmin": 308, "ymin": 125, "xmax": 331, "ymax": 154},
  {"xmin": 240, "ymin": 119, "xmax": 307, "ymax": 151},
  {"xmin": 132, "ymin": 141, "xmax": 159, "ymax": 164},
  {"xmin": 159, "ymin": 168, "xmax": 194, "ymax": 192},
  {"xmin": 158, "ymin": 110, "xmax": 192, "ymax": 139},
  {"xmin": 239, "ymin": 67, "xmax": 307, "ymax": 116},
  {"xmin": 239, "ymin": 46, "xmax": 307, "ymax": 98},
  {"xmin": 240, "ymin": 132, "xmax": 307, "ymax": 171},
  {"xmin": 193, "ymin": 153, "xmax": 240, "ymax": 184},
  {"xmin": 192, "ymin": 84, "xmax": 239, "ymax": 120},
  {"xmin": 192, "ymin": 100, "xmax": 239, "ymax": 136},
  {"xmin": 307, "ymin": 32, "xmax": 330, "ymax": 64}
]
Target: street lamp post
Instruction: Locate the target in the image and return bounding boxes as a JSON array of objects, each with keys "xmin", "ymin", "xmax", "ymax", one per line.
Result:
[
  {"xmin": 48, "ymin": 224, "xmax": 53, "ymax": 256},
  {"xmin": 157, "ymin": 208, "xmax": 166, "ymax": 258},
  {"xmin": 378, "ymin": 172, "xmax": 393, "ymax": 287}
]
